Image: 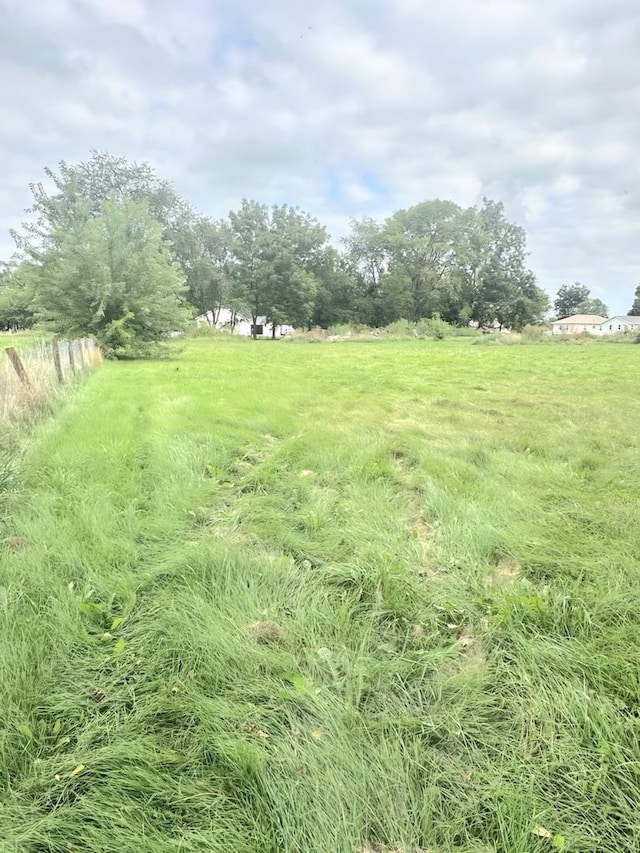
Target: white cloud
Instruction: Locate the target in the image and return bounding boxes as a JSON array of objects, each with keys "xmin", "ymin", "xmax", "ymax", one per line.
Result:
[{"xmin": 0, "ymin": 0, "xmax": 639, "ymax": 312}]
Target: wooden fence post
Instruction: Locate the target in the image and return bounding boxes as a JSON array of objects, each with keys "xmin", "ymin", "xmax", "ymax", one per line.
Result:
[
  {"xmin": 52, "ymin": 339, "xmax": 64, "ymax": 384},
  {"xmin": 77, "ymin": 338, "xmax": 86, "ymax": 369},
  {"xmin": 5, "ymin": 347, "xmax": 31, "ymax": 388},
  {"xmin": 68, "ymin": 340, "xmax": 76, "ymax": 374}
]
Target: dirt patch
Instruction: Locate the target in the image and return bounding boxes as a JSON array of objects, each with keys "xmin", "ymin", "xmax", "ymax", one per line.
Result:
[
  {"xmin": 457, "ymin": 622, "xmax": 488, "ymax": 671},
  {"xmin": 405, "ymin": 490, "xmax": 439, "ymax": 578},
  {"xmin": 359, "ymin": 845, "xmax": 435, "ymax": 853},
  {"xmin": 486, "ymin": 558, "xmax": 521, "ymax": 587},
  {"xmin": 3, "ymin": 536, "xmax": 29, "ymax": 551},
  {"xmin": 247, "ymin": 620, "xmax": 288, "ymax": 645}
]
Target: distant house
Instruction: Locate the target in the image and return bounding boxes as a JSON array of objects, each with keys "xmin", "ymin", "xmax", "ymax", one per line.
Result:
[
  {"xmin": 550, "ymin": 314, "xmax": 607, "ymax": 335},
  {"xmin": 196, "ymin": 308, "xmax": 294, "ymax": 338},
  {"xmin": 599, "ymin": 316, "xmax": 640, "ymax": 334}
]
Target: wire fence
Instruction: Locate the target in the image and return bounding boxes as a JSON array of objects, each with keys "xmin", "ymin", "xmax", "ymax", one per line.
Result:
[{"xmin": 0, "ymin": 338, "xmax": 102, "ymax": 430}]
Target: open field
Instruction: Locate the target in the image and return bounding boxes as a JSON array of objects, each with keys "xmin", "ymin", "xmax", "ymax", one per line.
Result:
[{"xmin": 1, "ymin": 338, "xmax": 639, "ymax": 852}]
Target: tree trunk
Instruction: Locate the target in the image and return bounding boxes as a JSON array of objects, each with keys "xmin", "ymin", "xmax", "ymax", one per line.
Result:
[
  {"xmin": 252, "ymin": 315, "xmax": 257, "ymax": 340},
  {"xmin": 271, "ymin": 323, "xmax": 277, "ymax": 339}
]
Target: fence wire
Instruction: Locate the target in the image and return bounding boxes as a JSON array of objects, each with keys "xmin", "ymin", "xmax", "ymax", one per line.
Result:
[{"xmin": 0, "ymin": 338, "xmax": 101, "ymax": 429}]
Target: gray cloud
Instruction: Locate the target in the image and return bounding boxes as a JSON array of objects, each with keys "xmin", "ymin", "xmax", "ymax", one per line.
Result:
[{"xmin": 1, "ymin": 0, "xmax": 638, "ymax": 312}]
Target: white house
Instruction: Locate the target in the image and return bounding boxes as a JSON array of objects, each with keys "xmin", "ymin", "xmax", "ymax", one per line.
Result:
[
  {"xmin": 599, "ymin": 315, "xmax": 640, "ymax": 334},
  {"xmin": 196, "ymin": 308, "xmax": 295, "ymax": 338},
  {"xmin": 550, "ymin": 314, "xmax": 607, "ymax": 335}
]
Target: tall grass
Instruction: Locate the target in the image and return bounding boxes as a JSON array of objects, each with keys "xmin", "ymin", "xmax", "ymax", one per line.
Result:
[
  {"xmin": 0, "ymin": 338, "xmax": 639, "ymax": 851},
  {"xmin": 0, "ymin": 342, "xmax": 57, "ymax": 435},
  {"xmin": 0, "ymin": 338, "xmax": 100, "ymax": 446}
]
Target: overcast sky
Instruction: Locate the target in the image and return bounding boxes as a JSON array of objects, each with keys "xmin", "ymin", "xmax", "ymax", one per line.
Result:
[{"xmin": 1, "ymin": 0, "xmax": 639, "ymax": 314}]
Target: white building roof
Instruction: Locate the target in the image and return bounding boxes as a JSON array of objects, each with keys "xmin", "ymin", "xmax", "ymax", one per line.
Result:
[{"xmin": 552, "ymin": 314, "xmax": 607, "ymax": 324}]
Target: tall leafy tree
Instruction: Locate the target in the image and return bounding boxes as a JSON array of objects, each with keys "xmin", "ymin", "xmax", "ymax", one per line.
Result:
[
  {"xmin": 182, "ymin": 218, "xmax": 232, "ymax": 322},
  {"xmin": 382, "ymin": 200, "xmax": 465, "ymax": 322},
  {"xmin": 12, "ymin": 151, "xmax": 194, "ymax": 258},
  {"xmin": 553, "ymin": 283, "xmax": 590, "ymax": 318},
  {"xmin": 0, "ymin": 262, "xmax": 35, "ymax": 330},
  {"xmin": 577, "ymin": 297, "xmax": 608, "ymax": 317},
  {"xmin": 227, "ymin": 200, "xmax": 327, "ymax": 337},
  {"xmin": 311, "ymin": 249, "xmax": 358, "ymax": 329},
  {"xmin": 10, "ymin": 151, "xmax": 210, "ymax": 315},
  {"xmin": 342, "ymin": 217, "xmax": 389, "ymax": 326},
  {"xmin": 469, "ymin": 200, "xmax": 547, "ymax": 329},
  {"xmin": 26, "ymin": 196, "xmax": 189, "ymax": 356},
  {"xmin": 629, "ymin": 284, "xmax": 640, "ymax": 315}
]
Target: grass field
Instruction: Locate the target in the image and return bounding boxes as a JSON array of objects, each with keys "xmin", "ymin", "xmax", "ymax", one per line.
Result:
[{"xmin": 1, "ymin": 338, "xmax": 639, "ymax": 852}]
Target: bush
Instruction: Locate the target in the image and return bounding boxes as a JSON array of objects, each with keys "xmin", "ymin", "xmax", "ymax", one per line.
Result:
[
  {"xmin": 381, "ymin": 319, "xmax": 413, "ymax": 338},
  {"xmin": 380, "ymin": 316, "xmax": 461, "ymax": 340},
  {"xmin": 418, "ymin": 317, "xmax": 452, "ymax": 339},
  {"xmin": 449, "ymin": 325, "xmax": 482, "ymax": 338},
  {"xmin": 522, "ymin": 324, "xmax": 547, "ymax": 341},
  {"xmin": 186, "ymin": 323, "xmax": 221, "ymax": 338}
]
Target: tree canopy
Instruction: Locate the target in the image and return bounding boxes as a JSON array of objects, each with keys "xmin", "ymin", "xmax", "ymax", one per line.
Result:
[
  {"xmin": 227, "ymin": 200, "xmax": 328, "ymax": 337},
  {"xmin": 19, "ymin": 196, "xmax": 189, "ymax": 356},
  {"xmin": 342, "ymin": 198, "xmax": 547, "ymax": 330},
  {"xmin": 628, "ymin": 284, "xmax": 640, "ymax": 316},
  {"xmin": 553, "ymin": 283, "xmax": 608, "ymax": 319},
  {"xmin": 11, "ymin": 150, "xmax": 622, "ymax": 349}
]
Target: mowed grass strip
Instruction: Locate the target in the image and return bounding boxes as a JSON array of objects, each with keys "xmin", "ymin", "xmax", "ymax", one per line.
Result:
[{"xmin": 1, "ymin": 338, "xmax": 639, "ymax": 853}]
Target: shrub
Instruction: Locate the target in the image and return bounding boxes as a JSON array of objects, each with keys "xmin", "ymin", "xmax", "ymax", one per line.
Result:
[
  {"xmin": 522, "ymin": 324, "xmax": 547, "ymax": 341},
  {"xmin": 381, "ymin": 319, "xmax": 413, "ymax": 338},
  {"xmin": 415, "ymin": 316, "xmax": 454, "ymax": 340}
]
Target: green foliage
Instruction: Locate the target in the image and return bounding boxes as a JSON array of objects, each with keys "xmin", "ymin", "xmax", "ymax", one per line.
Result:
[
  {"xmin": 553, "ymin": 285, "xmax": 609, "ymax": 320},
  {"xmin": 0, "ymin": 264, "xmax": 35, "ymax": 330},
  {"xmin": 577, "ymin": 297, "xmax": 608, "ymax": 316},
  {"xmin": 5, "ymin": 152, "xmax": 556, "ymax": 336},
  {"xmin": 1, "ymin": 338, "xmax": 640, "ymax": 851},
  {"xmin": 27, "ymin": 196, "xmax": 189, "ymax": 356},
  {"xmin": 344, "ymin": 199, "xmax": 547, "ymax": 330},
  {"xmin": 554, "ymin": 283, "xmax": 590, "ymax": 318},
  {"xmin": 628, "ymin": 284, "xmax": 640, "ymax": 316},
  {"xmin": 227, "ymin": 200, "xmax": 328, "ymax": 335},
  {"xmin": 9, "ymin": 150, "xmax": 225, "ymax": 320}
]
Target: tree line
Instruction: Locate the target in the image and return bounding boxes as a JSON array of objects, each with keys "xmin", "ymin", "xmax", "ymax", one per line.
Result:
[{"xmin": 0, "ymin": 151, "xmax": 634, "ymax": 354}]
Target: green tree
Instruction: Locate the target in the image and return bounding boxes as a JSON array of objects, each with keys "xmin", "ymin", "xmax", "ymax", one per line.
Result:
[
  {"xmin": 182, "ymin": 218, "xmax": 232, "ymax": 322},
  {"xmin": 342, "ymin": 217, "xmax": 389, "ymax": 326},
  {"xmin": 0, "ymin": 263, "xmax": 35, "ymax": 330},
  {"xmin": 469, "ymin": 200, "xmax": 547, "ymax": 330},
  {"xmin": 629, "ymin": 284, "xmax": 640, "ymax": 316},
  {"xmin": 28, "ymin": 196, "xmax": 188, "ymax": 356},
  {"xmin": 311, "ymin": 249, "xmax": 358, "ymax": 328},
  {"xmin": 382, "ymin": 200, "xmax": 465, "ymax": 322},
  {"xmin": 577, "ymin": 297, "xmax": 608, "ymax": 317},
  {"xmin": 10, "ymin": 151, "xmax": 209, "ymax": 314},
  {"xmin": 553, "ymin": 283, "xmax": 590, "ymax": 318},
  {"xmin": 227, "ymin": 200, "xmax": 327, "ymax": 337}
]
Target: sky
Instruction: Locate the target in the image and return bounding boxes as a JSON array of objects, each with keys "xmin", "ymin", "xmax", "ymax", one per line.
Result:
[{"xmin": 1, "ymin": 0, "xmax": 639, "ymax": 315}]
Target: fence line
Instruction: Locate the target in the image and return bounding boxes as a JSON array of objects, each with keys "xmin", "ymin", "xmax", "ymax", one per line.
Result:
[{"xmin": 1, "ymin": 337, "xmax": 103, "ymax": 428}]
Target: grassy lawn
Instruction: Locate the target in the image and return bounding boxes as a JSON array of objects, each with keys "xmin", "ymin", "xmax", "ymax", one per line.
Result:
[{"xmin": 1, "ymin": 337, "xmax": 639, "ymax": 852}]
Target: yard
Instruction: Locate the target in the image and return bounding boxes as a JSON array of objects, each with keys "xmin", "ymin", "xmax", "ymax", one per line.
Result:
[{"xmin": 1, "ymin": 337, "xmax": 639, "ymax": 852}]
